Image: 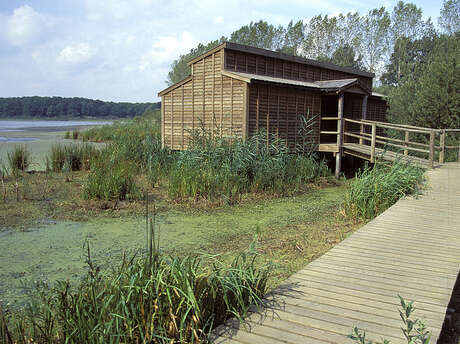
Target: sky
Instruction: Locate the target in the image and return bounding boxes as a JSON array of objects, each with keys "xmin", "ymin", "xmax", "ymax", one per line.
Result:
[{"xmin": 0, "ymin": 0, "xmax": 444, "ymax": 103}]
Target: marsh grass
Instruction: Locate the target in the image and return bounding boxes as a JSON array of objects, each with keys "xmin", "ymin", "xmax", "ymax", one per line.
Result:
[
  {"xmin": 0, "ymin": 216, "xmax": 271, "ymax": 344},
  {"xmin": 168, "ymin": 130, "xmax": 329, "ymax": 203},
  {"xmin": 83, "ymin": 147, "xmax": 138, "ymax": 201},
  {"xmin": 343, "ymin": 158, "xmax": 425, "ymax": 221},
  {"xmin": 7, "ymin": 145, "xmax": 31, "ymax": 173}
]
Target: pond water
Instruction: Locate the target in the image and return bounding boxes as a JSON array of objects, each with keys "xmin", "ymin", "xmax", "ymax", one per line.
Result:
[{"xmin": 0, "ymin": 120, "xmax": 111, "ymax": 132}]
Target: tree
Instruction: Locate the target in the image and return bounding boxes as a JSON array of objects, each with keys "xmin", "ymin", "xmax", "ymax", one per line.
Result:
[
  {"xmin": 326, "ymin": 44, "xmax": 365, "ymax": 70},
  {"xmin": 381, "ymin": 35, "xmax": 436, "ymax": 86},
  {"xmin": 280, "ymin": 20, "xmax": 305, "ymax": 56},
  {"xmin": 303, "ymin": 15, "xmax": 340, "ymax": 60},
  {"xmin": 359, "ymin": 7, "xmax": 391, "ymax": 75},
  {"xmin": 229, "ymin": 20, "xmax": 285, "ymax": 51},
  {"xmin": 388, "ymin": 33, "xmax": 460, "ymax": 129},
  {"xmin": 439, "ymin": 0, "xmax": 460, "ymax": 34},
  {"xmin": 166, "ymin": 38, "xmax": 226, "ymax": 85},
  {"xmin": 389, "ymin": 1, "xmax": 435, "ymax": 84}
]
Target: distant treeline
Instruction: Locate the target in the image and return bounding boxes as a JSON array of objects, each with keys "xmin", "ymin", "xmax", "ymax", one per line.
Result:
[{"xmin": 0, "ymin": 96, "xmax": 161, "ymax": 119}]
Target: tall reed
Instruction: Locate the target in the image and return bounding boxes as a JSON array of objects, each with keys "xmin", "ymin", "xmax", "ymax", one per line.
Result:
[
  {"xmin": 343, "ymin": 159, "xmax": 425, "ymax": 221},
  {"xmin": 0, "ymin": 221, "xmax": 270, "ymax": 343}
]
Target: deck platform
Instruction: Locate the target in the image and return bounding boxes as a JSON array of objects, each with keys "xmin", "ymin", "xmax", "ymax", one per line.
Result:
[
  {"xmin": 342, "ymin": 143, "xmax": 440, "ymax": 167},
  {"xmin": 212, "ymin": 163, "xmax": 460, "ymax": 343}
]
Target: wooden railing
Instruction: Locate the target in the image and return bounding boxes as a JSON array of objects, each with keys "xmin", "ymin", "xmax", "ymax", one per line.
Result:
[{"xmin": 320, "ymin": 117, "xmax": 460, "ymax": 167}]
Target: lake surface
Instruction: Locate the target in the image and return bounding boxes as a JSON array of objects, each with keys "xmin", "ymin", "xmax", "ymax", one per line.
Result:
[{"xmin": 0, "ymin": 120, "xmax": 110, "ymax": 169}]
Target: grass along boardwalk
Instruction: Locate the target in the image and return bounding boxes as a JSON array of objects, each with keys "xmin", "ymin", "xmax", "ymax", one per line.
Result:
[{"xmin": 212, "ymin": 162, "xmax": 460, "ymax": 344}]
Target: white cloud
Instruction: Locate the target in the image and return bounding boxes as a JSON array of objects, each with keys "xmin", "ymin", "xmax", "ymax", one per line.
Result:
[
  {"xmin": 57, "ymin": 43, "xmax": 94, "ymax": 65},
  {"xmin": 213, "ymin": 16, "xmax": 224, "ymax": 24},
  {"xmin": 139, "ymin": 31, "xmax": 198, "ymax": 71},
  {"xmin": 5, "ymin": 5, "xmax": 46, "ymax": 46}
]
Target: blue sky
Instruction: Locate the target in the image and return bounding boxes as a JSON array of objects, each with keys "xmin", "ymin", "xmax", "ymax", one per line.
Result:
[{"xmin": 0, "ymin": 0, "xmax": 444, "ymax": 102}]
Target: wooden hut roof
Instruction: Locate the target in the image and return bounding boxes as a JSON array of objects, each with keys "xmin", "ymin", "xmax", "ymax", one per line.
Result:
[
  {"xmin": 221, "ymin": 71, "xmax": 319, "ymax": 89},
  {"xmin": 187, "ymin": 42, "xmax": 375, "ymax": 78}
]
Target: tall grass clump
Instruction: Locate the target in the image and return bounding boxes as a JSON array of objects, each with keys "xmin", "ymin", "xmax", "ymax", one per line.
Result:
[
  {"xmin": 83, "ymin": 147, "xmax": 138, "ymax": 201},
  {"xmin": 7, "ymin": 145, "xmax": 31, "ymax": 173},
  {"xmin": 49, "ymin": 143, "xmax": 66, "ymax": 172},
  {"xmin": 343, "ymin": 159, "xmax": 425, "ymax": 221},
  {"xmin": 0, "ymin": 231, "xmax": 270, "ymax": 343},
  {"xmin": 168, "ymin": 128, "xmax": 329, "ymax": 202}
]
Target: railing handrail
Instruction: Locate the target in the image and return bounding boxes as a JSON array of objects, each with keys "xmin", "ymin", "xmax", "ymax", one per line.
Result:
[{"xmin": 321, "ymin": 116, "xmax": 460, "ymax": 166}]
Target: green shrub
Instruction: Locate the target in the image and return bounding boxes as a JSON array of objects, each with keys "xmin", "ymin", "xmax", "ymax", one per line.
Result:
[
  {"xmin": 83, "ymin": 149, "xmax": 138, "ymax": 200},
  {"xmin": 7, "ymin": 145, "xmax": 31, "ymax": 172},
  {"xmin": 343, "ymin": 159, "xmax": 425, "ymax": 221},
  {"xmin": 0, "ymin": 237, "xmax": 270, "ymax": 343}
]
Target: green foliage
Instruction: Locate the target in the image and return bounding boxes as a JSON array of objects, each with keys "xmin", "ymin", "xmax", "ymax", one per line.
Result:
[
  {"xmin": 0, "ymin": 236, "xmax": 270, "ymax": 343},
  {"xmin": 0, "ymin": 96, "xmax": 159, "ymax": 119},
  {"xmin": 168, "ymin": 130, "xmax": 329, "ymax": 202},
  {"xmin": 344, "ymin": 159, "xmax": 425, "ymax": 221},
  {"xmin": 230, "ymin": 20, "xmax": 285, "ymax": 50},
  {"xmin": 64, "ymin": 131, "xmax": 71, "ymax": 139},
  {"xmin": 83, "ymin": 148, "xmax": 138, "ymax": 201},
  {"xmin": 439, "ymin": 0, "xmax": 460, "ymax": 35},
  {"xmin": 387, "ymin": 33, "xmax": 460, "ymax": 129},
  {"xmin": 7, "ymin": 145, "xmax": 31, "ymax": 172},
  {"xmin": 49, "ymin": 143, "xmax": 66, "ymax": 172},
  {"xmin": 72, "ymin": 130, "xmax": 79, "ymax": 140},
  {"xmin": 349, "ymin": 295, "xmax": 431, "ymax": 344}
]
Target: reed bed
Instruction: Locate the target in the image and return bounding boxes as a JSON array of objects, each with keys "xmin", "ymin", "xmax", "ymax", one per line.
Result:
[
  {"xmin": 168, "ymin": 131, "xmax": 329, "ymax": 203},
  {"xmin": 0, "ymin": 219, "xmax": 270, "ymax": 344},
  {"xmin": 343, "ymin": 158, "xmax": 425, "ymax": 221}
]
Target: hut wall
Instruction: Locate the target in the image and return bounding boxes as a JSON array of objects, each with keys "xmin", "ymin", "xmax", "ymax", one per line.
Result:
[
  {"xmin": 162, "ymin": 49, "xmax": 246, "ymax": 149},
  {"xmin": 247, "ymin": 82, "xmax": 321, "ymax": 150},
  {"xmin": 366, "ymin": 97, "xmax": 387, "ymax": 122},
  {"xmin": 224, "ymin": 49, "xmax": 373, "ymax": 91}
]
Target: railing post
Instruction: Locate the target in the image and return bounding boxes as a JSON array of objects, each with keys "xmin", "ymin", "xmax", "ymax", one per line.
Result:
[
  {"xmin": 404, "ymin": 131, "xmax": 409, "ymax": 156},
  {"xmin": 429, "ymin": 130, "xmax": 435, "ymax": 168},
  {"xmin": 359, "ymin": 123, "xmax": 364, "ymax": 145},
  {"xmin": 335, "ymin": 94, "xmax": 344, "ymax": 179},
  {"xmin": 371, "ymin": 123, "xmax": 376, "ymax": 163},
  {"xmin": 439, "ymin": 130, "xmax": 446, "ymax": 164}
]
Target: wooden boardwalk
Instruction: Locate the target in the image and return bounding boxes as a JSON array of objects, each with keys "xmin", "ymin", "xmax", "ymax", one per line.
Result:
[
  {"xmin": 342, "ymin": 143, "xmax": 440, "ymax": 168},
  {"xmin": 212, "ymin": 163, "xmax": 460, "ymax": 344}
]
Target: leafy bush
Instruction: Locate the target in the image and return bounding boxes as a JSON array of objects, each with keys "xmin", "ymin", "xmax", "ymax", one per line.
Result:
[
  {"xmin": 7, "ymin": 145, "xmax": 31, "ymax": 172},
  {"xmin": 83, "ymin": 148, "xmax": 138, "ymax": 200},
  {"xmin": 343, "ymin": 159, "xmax": 425, "ymax": 221},
  {"xmin": 0, "ymin": 238, "xmax": 270, "ymax": 343}
]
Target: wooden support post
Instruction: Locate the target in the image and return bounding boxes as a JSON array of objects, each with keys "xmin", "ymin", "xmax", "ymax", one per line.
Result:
[
  {"xmin": 429, "ymin": 130, "xmax": 435, "ymax": 168},
  {"xmin": 360, "ymin": 95, "xmax": 368, "ymax": 145},
  {"xmin": 335, "ymin": 93, "xmax": 344, "ymax": 179},
  {"xmin": 439, "ymin": 130, "xmax": 446, "ymax": 164},
  {"xmin": 458, "ymin": 142, "xmax": 460, "ymax": 163},
  {"xmin": 404, "ymin": 131, "xmax": 409, "ymax": 156},
  {"xmin": 371, "ymin": 123, "xmax": 377, "ymax": 163}
]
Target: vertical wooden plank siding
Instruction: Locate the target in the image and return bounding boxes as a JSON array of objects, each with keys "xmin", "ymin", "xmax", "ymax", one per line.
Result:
[
  {"xmin": 161, "ymin": 48, "xmax": 245, "ymax": 150},
  {"xmin": 212, "ymin": 53, "xmax": 215, "ymax": 138},
  {"xmin": 161, "ymin": 97, "xmax": 165, "ymax": 148},
  {"xmin": 181, "ymin": 87, "xmax": 184, "ymax": 149}
]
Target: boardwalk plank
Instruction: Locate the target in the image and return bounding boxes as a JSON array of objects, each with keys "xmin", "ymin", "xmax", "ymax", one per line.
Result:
[{"xmin": 213, "ymin": 164, "xmax": 460, "ymax": 343}]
